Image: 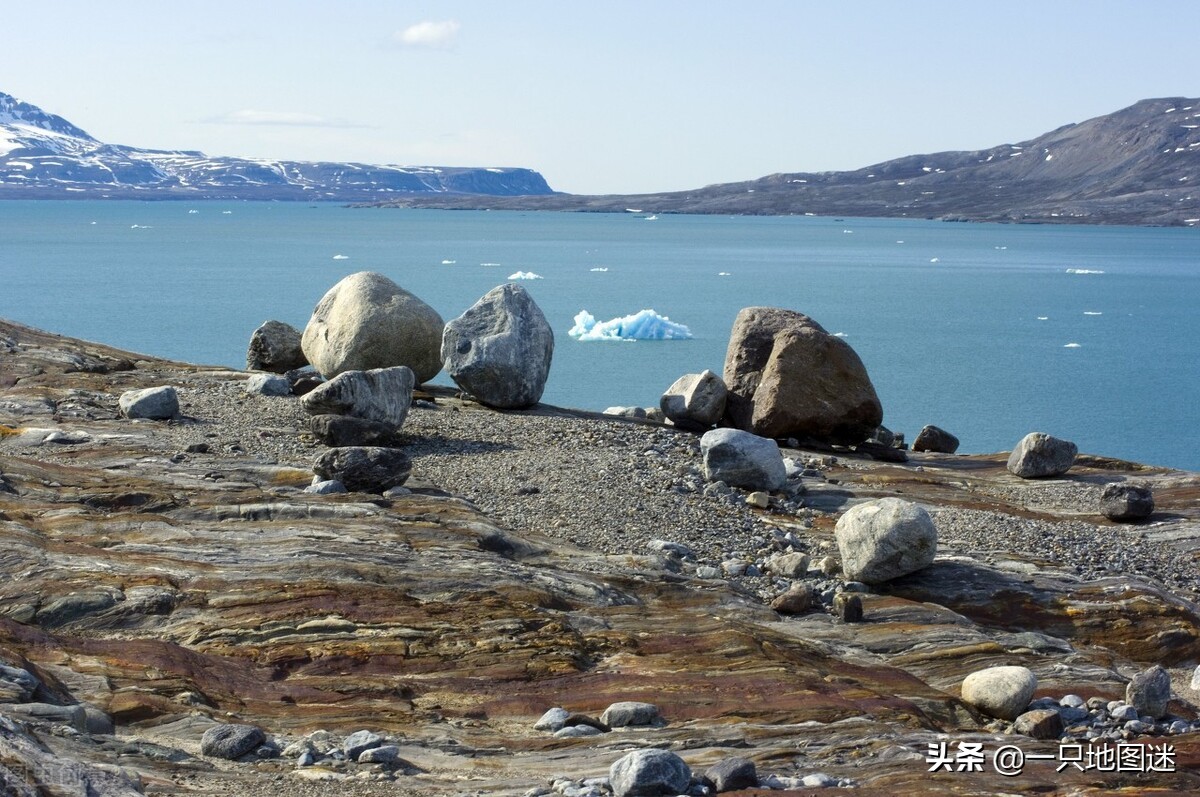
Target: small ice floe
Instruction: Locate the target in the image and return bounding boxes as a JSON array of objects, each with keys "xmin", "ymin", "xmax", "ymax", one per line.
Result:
[
  {"xmin": 589, "ymin": 267, "xmax": 609, "ymax": 272},
  {"xmin": 188, "ymin": 209, "xmax": 199, "ymax": 214},
  {"xmin": 332, "ymin": 254, "xmax": 349, "ymax": 260},
  {"xmin": 833, "ymin": 332, "xmax": 848, "ymax": 338},
  {"xmin": 930, "ymin": 257, "xmax": 940, "ymax": 263},
  {"xmin": 480, "ymin": 262, "xmax": 501, "ymax": 267},
  {"xmin": 130, "ymin": 224, "xmax": 152, "ymax": 229},
  {"xmin": 625, "ymin": 208, "xmax": 642, "ymax": 213},
  {"xmin": 1037, "ymin": 316, "xmax": 1049, "ymax": 321},
  {"xmin": 1064, "ymin": 343, "xmax": 1082, "ymax": 348},
  {"xmin": 441, "ymin": 259, "xmax": 456, "ymax": 264},
  {"xmin": 508, "ymin": 271, "xmax": 543, "ymax": 280},
  {"xmin": 645, "ymin": 214, "xmax": 658, "ymax": 220},
  {"xmin": 717, "ymin": 271, "xmax": 732, "ymax": 276},
  {"xmin": 842, "ymin": 229, "xmax": 853, "ymax": 234},
  {"xmin": 1066, "ymin": 268, "xmax": 1104, "ymax": 274},
  {"xmin": 1084, "ymin": 311, "xmax": 1103, "ymax": 316},
  {"xmin": 994, "ymin": 245, "xmax": 1008, "ymax": 250},
  {"xmin": 569, "ymin": 309, "xmax": 692, "ymax": 341},
  {"xmin": 222, "ymin": 210, "xmax": 232, "ymax": 214},
  {"xmin": 90, "ymin": 221, "xmax": 97, "ymax": 225}
]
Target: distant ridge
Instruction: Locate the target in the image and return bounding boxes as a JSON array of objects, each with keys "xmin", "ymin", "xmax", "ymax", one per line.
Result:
[
  {"xmin": 369, "ymin": 98, "xmax": 1200, "ymax": 226},
  {"xmin": 0, "ymin": 91, "xmax": 554, "ymax": 200}
]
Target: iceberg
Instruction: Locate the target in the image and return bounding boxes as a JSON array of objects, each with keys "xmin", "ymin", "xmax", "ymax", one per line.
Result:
[
  {"xmin": 569, "ymin": 309, "xmax": 693, "ymax": 341},
  {"xmin": 508, "ymin": 271, "xmax": 542, "ymax": 280}
]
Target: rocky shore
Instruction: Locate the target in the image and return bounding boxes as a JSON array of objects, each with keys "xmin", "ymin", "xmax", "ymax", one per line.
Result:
[{"xmin": 2, "ymin": 314, "xmax": 1200, "ymax": 796}]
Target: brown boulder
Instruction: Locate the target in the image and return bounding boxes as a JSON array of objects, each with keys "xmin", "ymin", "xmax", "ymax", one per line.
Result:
[{"xmin": 723, "ymin": 307, "xmax": 882, "ymax": 445}]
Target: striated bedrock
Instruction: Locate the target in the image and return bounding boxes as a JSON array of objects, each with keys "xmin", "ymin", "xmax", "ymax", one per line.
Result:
[{"xmin": 1, "ymin": 317, "xmax": 1200, "ymax": 794}]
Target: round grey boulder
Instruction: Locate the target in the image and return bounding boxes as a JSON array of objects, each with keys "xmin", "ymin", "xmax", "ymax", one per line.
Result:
[
  {"xmin": 833, "ymin": 498, "xmax": 937, "ymax": 584},
  {"xmin": 600, "ymin": 701, "xmax": 660, "ymax": 728},
  {"xmin": 441, "ymin": 283, "xmax": 554, "ymax": 409},
  {"xmin": 244, "ymin": 373, "xmax": 292, "ymax": 397},
  {"xmin": 610, "ymin": 748, "xmax": 692, "ymax": 797},
  {"xmin": 119, "ymin": 386, "xmax": 179, "ymax": 420},
  {"xmin": 660, "ymin": 369, "xmax": 727, "ymax": 432},
  {"xmin": 246, "ymin": 320, "xmax": 307, "ymax": 373},
  {"xmin": 1006, "ymin": 432, "xmax": 1077, "ymax": 478},
  {"xmin": 705, "ymin": 756, "xmax": 757, "ymax": 792},
  {"xmin": 700, "ymin": 428, "xmax": 786, "ymax": 492},
  {"xmin": 312, "ymin": 447, "xmax": 412, "ymax": 493},
  {"xmin": 301, "ymin": 271, "xmax": 444, "ymax": 383},
  {"xmin": 960, "ymin": 665, "xmax": 1038, "ymax": 720},
  {"xmin": 912, "ymin": 424, "xmax": 960, "ymax": 454},
  {"xmin": 1100, "ymin": 483, "xmax": 1154, "ymax": 521},
  {"xmin": 201, "ymin": 723, "xmax": 265, "ymax": 760},
  {"xmin": 1126, "ymin": 664, "xmax": 1171, "ymax": 719}
]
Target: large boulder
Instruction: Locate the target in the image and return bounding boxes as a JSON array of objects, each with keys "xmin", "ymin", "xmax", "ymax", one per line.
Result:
[
  {"xmin": 700, "ymin": 428, "xmax": 786, "ymax": 492},
  {"xmin": 610, "ymin": 749, "xmax": 692, "ymax": 797},
  {"xmin": 834, "ymin": 498, "xmax": 937, "ymax": 584},
  {"xmin": 1100, "ymin": 482, "xmax": 1155, "ymax": 521},
  {"xmin": 301, "ymin": 366, "xmax": 414, "ymax": 427},
  {"xmin": 440, "ymin": 283, "xmax": 553, "ymax": 409},
  {"xmin": 912, "ymin": 424, "xmax": 959, "ymax": 454},
  {"xmin": 309, "ymin": 415, "xmax": 403, "ymax": 448},
  {"xmin": 312, "ymin": 447, "xmax": 412, "ymax": 493},
  {"xmin": 1006, "ymin": 432, "xmax": 1077, "ymax": 478},
  {"xmin": 119, "ymin": 386, "xmax": 178, "ymax": 420},
  {"xmin": 201, "ymin": 723, "xmax": 265, "ymax": 760},
  {"xmin": 1126, "ymin": 665, "xmax": 1171, "ymax": 719},
  {"xmin": 246, "ymin": 320, "xmax": 307, "ymax": 373},
  {"xmin": 660, "ymin": 370, "xmax": 727, "ymax": 432},
  {"xmin": 723, "ymin": 307, "xmax": 882, "ymax": 445},
  {"xmin": 301, "ymin": 272, "xmax": 444, "ymax": 383},
  {"xmin": 960, "ymin": 666, "xmax": 1038, "ymax": 720}
]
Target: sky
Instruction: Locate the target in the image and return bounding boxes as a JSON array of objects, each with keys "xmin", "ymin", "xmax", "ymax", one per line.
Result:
[{"xmin": 2, "ymin": 1, "xmax": 1198, "ymax": 195}]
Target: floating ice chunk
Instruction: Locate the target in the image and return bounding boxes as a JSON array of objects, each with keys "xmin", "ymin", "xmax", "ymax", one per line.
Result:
[
  {"xmin": 589, "ymin": 267, "xmax": 609, "ymax": 272},
  {"xmin": 222, "ymin": 210, "xmax": 232, "ymax": 214},
  {"xmin": 1037, "ymin": 316, "xmax": 1049, "ymax": 321},
  {"xmin": 188, "ymin": 209, "xmax": 199, "ymax": 214},
  {"xmin": 833, "ymin": 332, "xmax": 848, "ymax": 338},
  {"xmin": 1084, "ymin": 311, "xmax": 1103, "ymax": 316},
  {"xmin": 1064, "ymin": 343, "xmax": 1082, "ymax": 348},
  {"xmin": 508, "ymin": 271, "xmax": 543, "ymax": 280},
  {"xmin": 441, "ymin": 259, "xmax": 456, "ymax": 264},
  {"xmin": 480, "ymin": 262, "xmax": 501, "ymax": 267},
  {"xmin": 896, "ymin": 240, "xmax": 904, "ymax": 244},
  {"xmin": 1066, "ymin": 268, "xmax": 1104, "ymax": 274},
  {"xmin": 130, "ymin": 224, "xmax": 152, "ymax": 229},
  {"xmin": 569, "ymin": 309, "xmax": 692, "ymax": 341},
  {"xmin": 717, "ymin": 271, "xmax": 732, "ymax": 276},
  {"xmin": 842, "ymin": 229, "xmax": 853, "ymax": 233},
  {"xmin": 644, "ymin": 215, "xmax": 658, "ymax": 220},
  {"xmin": 929, "ymin": 258, "xmax": 939, "ymax": 263},
  {"xmin": 332, "ymin": 254, "xmax": 349, "ymax": 260}
]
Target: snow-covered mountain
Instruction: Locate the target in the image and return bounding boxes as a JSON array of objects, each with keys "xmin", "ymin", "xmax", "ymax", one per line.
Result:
[{"xmin": 0, "ymin": 92, "xmax": 554, "ymax": 199}]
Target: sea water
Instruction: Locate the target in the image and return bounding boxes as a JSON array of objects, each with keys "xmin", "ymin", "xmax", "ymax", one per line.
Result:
[{"xmin": 0, "ymin": 201, "xmax": 1196, "ymax": 471}]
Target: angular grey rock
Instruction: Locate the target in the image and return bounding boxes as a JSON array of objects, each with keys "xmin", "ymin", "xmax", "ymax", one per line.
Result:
[
  {"xmin": 554, "ymin": 724, "xmax": 602, "ymax": 738},
  {"xmin": 1126, "ymin": 664, "xmax": 1171, "ymax": 719},
  {"xmin": 833, "ymin": 592, "xmax": 863, "ymax": 622},
  {"xmin": 243, "ymin": 373, "xmax": 292, "ymax": 397},
  {"xmin": 1013, "ymin": 708, "xmax": 1064, "ymax": 739},
  {"xmin": 770, "ymin": 583, "xmax": 814, "ymax": 614},
  {"xmin": 660, "ymin": 369, "xmax": 727, "ymax": 432},
  {"xmin": 343, "ymin": 729, "xmax": 385, "ymax": 760},
  {"xmin": 722, "ymin": 307, "xmax": 882, "ymax": 445},
  {"xmin": 0, "ymin": 665, "xmax": 41, "ymax": 703},
  {"xmin": 1100, "ymin": 483, "xmax": 1155, "ymax": 521},
  {"xmin": 301, "ymin": 271, "xmax": 444, "ymax": 383},
  {"xmin": 312, "ymin": 447, "xmax": 412, "ymax": 494},
  {"xmin": 301, "ymin": 366, "xmax": 414, "ymax": 427},
  {"xmin": 600, "ymin": 701, "xmax": 660, "ymax": 728},
  {"xmin": 833, "ymin": 498, "xmax": 937, "ymax": 584},
  {"xmin": 118, "ymin": 386, "xmax": 178, "ymax": 420},
  {"xmin": 960, "ymin": 665, "xmax": 1038, "ymax": 720},
  {"xmin": 912, "ymin": 424, "xmax": 960, "ymax": 454},
  {"xmin": 1006, "ymin": 432, "xmax": 1078, "ymax": 478},
  {"xmin": 6, "ymin": 702, "xmax": 87, "ymax": 731},
  {"xmin": 603, "ymin": 406, "xmax": 647, "ymax": 419},
  {"xmin": 764, "ymin": 551, "xmax": 809, "ymax": 578},
  {"xmin": 609, "ymin": 749, "xmax": 692, "ymax": 797},
  {"xmin": 700, "ymin": 428, "xmax": 786, "ymax": 492},
  {"xmin": 201, "ymin": 723, "xmax": 265, "ymax": 760},
  {"xmin": 533, "ymin": 707, "xmax": 571, "ymax": 732},
  {"xmin": 246, "ymin": 320, "xmax": 307, "ymax": 373},
  {"xmin": 309, "ymin": 414, "xmax": 403, "ymax": 448},
  {"xmin": 83, "ymin": 705, "xmax": 115, "ymax": 735},
  {"xmin": 647, "ymin": 540, "xmax": 696, "ymax": 561},
  {"xmin": 358, "ymin": 744, "xmax": 402, "ymax": 765},
  {"xmin": 304, "ymin": 479, "xmax": 347, "ymax": 495},
  {"xmin": 441, "ymin": 283, "xmax": 554, "ymax": 409},
  {"xmin": 705, "ymin": 756, "xmax": 757, "ymax": 792}
]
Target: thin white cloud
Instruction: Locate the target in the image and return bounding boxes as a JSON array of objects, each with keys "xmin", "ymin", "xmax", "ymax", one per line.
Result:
[
  {"xmin": 203, "ymin": 110, "xmax": 367, "ymax": 129},
  {"xmin": 395, "ymin": 19, "xmax": 460, "ymax": 47}
]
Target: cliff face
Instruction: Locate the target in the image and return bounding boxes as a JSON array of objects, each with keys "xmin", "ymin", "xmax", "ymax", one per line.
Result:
[
  {"xmin": 0, "ymin": 91, "xmax": 554, "ymax": 200},
  {"xmin": 1, "ymin": 318, "xmax": 1199, "ymax": 794},
  {"xmin": 372, "ymin": 98, "xmax": 1200, "ymax": 226}
]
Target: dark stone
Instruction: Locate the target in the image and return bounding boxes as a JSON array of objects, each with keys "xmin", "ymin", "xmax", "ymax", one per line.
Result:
[
  {"xmin": 705, "ymin": 756, "xmax": 758, "ymax": 792},
  {"xmin": 913, "ymin": 425, "xmax": 960, "ymax": 454},
  {"xmin": 770, "ymin": 584, "xmax": 814, "ymax": 614},
  {"xmin": 855, "ymin": 441, "xmax": 909, "ymax": 463},
  {"xmin": 1100, "ymin": 483, "xmax": 1154, "ymax": 521},
  {"xmin": 200, "ymin": 723, "xmax": 265, "ymax": 760},
  {"xmin": 561, "ymin": 712, "xmax": 610, "ymax": 733},
  {"xmin": 1127, "ymin": 664, "xmax": 1171, "ymax": 719},
  {"xmin": 1012, "ymin": 708, "xmax": 1064, "ymax": 740},
  {"xmin": 834, "ymin": 592, "xmax": 863, "ymax": 622},
  {"xmin": 312, "ymin": 447, "xmax": 411, "ymax": 493},
  {"xmin": 309, "ymin": 415, "xmax": 402, "ymax": 447},
  {"xmin": 246, "ymin": 320, "xmax": 307, "ymax": 373}
]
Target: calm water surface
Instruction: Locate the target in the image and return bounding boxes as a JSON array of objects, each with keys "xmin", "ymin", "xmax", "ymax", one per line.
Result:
[{"xmin": 1, "ymin": 201, "xmax": 1196, "ymax": 470}]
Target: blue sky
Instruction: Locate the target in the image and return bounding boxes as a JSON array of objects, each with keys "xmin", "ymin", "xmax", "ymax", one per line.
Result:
[{"xmin": 3, "ymin": 1, "xmax": 1197, "ymax": 194}]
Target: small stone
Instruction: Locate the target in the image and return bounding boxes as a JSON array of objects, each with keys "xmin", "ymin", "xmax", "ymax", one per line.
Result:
[
  {"xmin": 1126, "ymin": 664, "xmax": 1171, "ymax": 719},
  {"xmin": 801, "ymin": 773, "xmax": 838, "ymax": 787},
  {"xmin": 704, "ymin": 756, "xmax": 757, "ymax": 792},
  {"xmin": 1110, "ymin": 704, "xmax": 1139, "ymax": 722},
  {"xmin": 746, "ymin": 491, "xmax": 771, "ymax": 509},
  {"xmin": 305, "ymin": 479, "xmax": 347, "ymax": 495},
  {"xmin": 960, "ymin": 665, "xmax": 1038, "ymax": 720},
  {"xmin": 1170, "ymin": 720, "xmax": 1189, "ymax": 734},
  {"xmin": 833, "ymin": 497, "xmax": 937, "ymax": 584},
  {"xmin": 1124, "ymin": 720, "xmax": 1154, "ymax": 734},
  {"xmin": 609, "ymin": 749, "xmax": 691, "ymax": 797},
  {"xmin": 201, "ymin": 723, "xmax": 266, "ymax": 760},
  {"xmin": 1059, "ymin": 694, "xmax": 1085, "ymax": 708},
  {"xmin": 309, "ymin": 414, "xmax": 402, "ymax": 447},
  {"xmin": 247, "ymin": 320, "xmax": 307, "ymax": 373},
  {"xmin": 1006, "ymin": 432, "xmax": 1077, "ymax": 478},
  {"xmin": 600, "ymin": 701, "xmax": 661, "ymax": 728},
  {"xmin": 312, "ymin": 446, "xmax": 411, "ymax": 493},
  {"xmin": 770, "ymin": 583, "xmax": 814, "ymax": 614},
  {"xmin": 343, "ymin": 730, "xmax": 385, "ymax": 759},
  {"xmin": 764, "ymin": 551, "xmax": 809, "ymax": 578},
  {"xmin": 119, "ymin": 386, "xmax": 178, "ymax": 420},
  {"xmin": 833, "ymin": 592, "xmax": 863, "ymax": 622},
  {"xmin": 721, "ymin": 560, "xmax": 749, "ymax": 577},
  {"xmin": 699, "ymin": 428, "xmax": 787, "ymax": 492},
  {"xmin": 1191, "ymin": 665, "xmax": 1200, "ymax": 692},
  {"xmin": 358, "ymin": 745, "xmax": 401, "ymax": 764},
  {"xmin": 1013, "ymin": 708, "xmax": 1064, "ymax": 739},
  {"xmin": 1100, "ymin": 483, "xmax": 1155, "ymax": 521},
  {"xmin": 660, "ymin": 370, "xmax": 727, "ymax": 432},
  {"xmin": 696, "ymin": 566, "xmax": 721, "ymax": 579},
  {"xmin": 647, "ymin": 540, "xmax": 696, "ymax": 560},
  {"xmin": 554, "ymin": 725, "xmax": 602, "ymax": 738},
  {"xmin": 534, "ymin": 707, "xmax": 571, "ymax": 732},
  {"xmin": 817, "ymin": 556, "xmax": 840, "ymax": 576},
  {"xmin": 244, "ymin": 373, "xmax": 292, "ymax": 397},
  {"xmin": 912, "ymin": 424, "xmax": 960, "ymax": 454},
  {"xmin": 561, "ymin": 713, "xmax": 610, "ymax": 732}
]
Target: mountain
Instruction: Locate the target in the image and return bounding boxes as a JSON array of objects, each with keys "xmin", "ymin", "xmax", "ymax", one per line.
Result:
[
  {"xmin": 369, "ymin": 98, "xmax": 1200, "ymax": 226},
  {"xmin": 0, "ymin": 91, "xmax": 554, "ymax": 199}
]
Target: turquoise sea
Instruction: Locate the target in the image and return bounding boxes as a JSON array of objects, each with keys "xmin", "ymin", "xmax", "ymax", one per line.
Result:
[{"xmin": 1, "ymin": 201, "xmax": 1197, "ymax": 471}]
